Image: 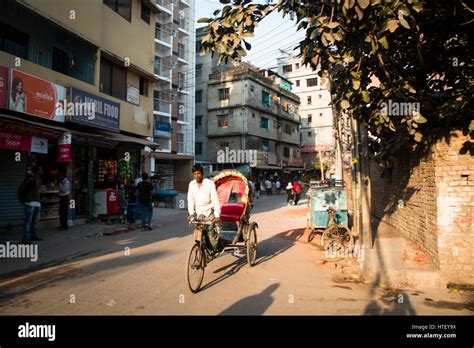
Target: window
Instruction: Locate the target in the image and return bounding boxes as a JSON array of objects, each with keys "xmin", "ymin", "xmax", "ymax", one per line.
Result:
[
  {"xmin": 218, "ymin": 115, "xmax": 228, "ymax": 128},
  {"xmin": 307, "ymin": 96, "xmax": 312, "ymax": 105},
  {"xmin": 0, "ymin": 22, "xmax": 29, "ymax": 59},
  {"xmin": 250, "ymin": 85, "xmax": 254, "ymax": 92},
  {"xmin": 219, "ymin": 88, "xmax": 230, "ymax": 100},
  {"xmin": 139, "ymin": 76, "xmax": 148, "ymax": 96},
  {"xmin": 178, "ymin": 43, "xmax": 185, "ymax": 59},
  {"xmin": 196, "ymin": 40, "xmax": 202, "ymax": 53},
  {"xmin": 308, "ymin": 114, "xmax": 312, "ymax": 124},
  {"xmin": 260, "ymin": 117, "xmax": 269, "ymax": 129},
  {"xmin": 283, "ymin": 147, "xmax": 290, "ymax": 158},
  {"xmin": 178, "ymin": 73, "xmax": 185, "ymax": 89},
  {"xmin": 262, "ymin": 138, "xmax": 269, "ymax": 152},
  {"xmin": 252, "ymin": 113, "xmax": 255, "ymax": 118},
  {"xmin": 104, "ymin": 0, "xmax": 132, "ymax": 21},
  {"xmin": 220, "ymin": 141, "xmax": 229, "ymax": 148},
  {"xmin": 196, "ymin": 64, "xmax": 202, "ymax": 80},
  {"xmin": 195, "ymin": 115, "xmax": 202, "ymax": 129},
  {"xmin": 282, "ymin": 64, "xmax": 292, "ymax": 73},
  {"xmin": 195, "ymin": 142, "xmax": 202, "ymax": 155},
  {"xmin": 262, "ymin": 91, "xmax": 270, "ymax": 106},
  {"xmin": 141, "ymin": 3, "xmax": 150, "ymax": 23},
  {"xmin": 307, "ymin": 78, "xmax": 318, "ymax": 87},
  {"xmin": 284, "ymin": 124, "xmax": 292, "ymax": 134},
  {"xmin": 295, "ymin": 80, "xmax": 300, "ymax": 87},
  {"xmin": 308, "ymin": 131, "xmax": 312, "ymax": 137},
  {"xmin": 52, "ymin": 47, "xmax": 69, "ymax": 75},
  {"xmin": 295, "ymin": 63, "xmax": 300, "ymax": 70},
  {"xmin": 100, "ymin": 57, "xmax": 127, "ymax": 100},
  {"xmin": 195, "ymin": 90, "xmax": 203, "ymax": 103},
  {"xmin": 319, "ymin": 112, "xmax": 323, "ymax": 117}
]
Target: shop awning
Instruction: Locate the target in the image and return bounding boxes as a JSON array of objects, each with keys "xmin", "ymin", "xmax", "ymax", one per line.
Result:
[
  {"xmin": 97, "ymin": 131, "xmax": 153, "ymax": 147},
  {"xmin": 288, "ymin": 167, "xmax": 305, "ymax": 171}
]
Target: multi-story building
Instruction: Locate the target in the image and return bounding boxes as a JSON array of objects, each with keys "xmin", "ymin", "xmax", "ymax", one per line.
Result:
[
  {"xmin": 201, "ymin": 62, "xmax": 301, "ymax": 179},
  {"xmin": 277, "ymin": 55, "xmax": 336, "ymax": 179},
  {"xmin": 148, "ymin": 0, "xmax": 195, "ymax": 191},
  {"xmin": 0, "ymin": 0, "xmax": 157, "ymax": 227}
]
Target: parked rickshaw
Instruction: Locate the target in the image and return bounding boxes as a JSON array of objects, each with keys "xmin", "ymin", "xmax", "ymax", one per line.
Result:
[
  {"xmin": 186, "ymin": 170, "xmax": 258, "ymax": 293},
  {"xmin": 305, "ymin": 180, "xmax": 353, "ymax": 249}
]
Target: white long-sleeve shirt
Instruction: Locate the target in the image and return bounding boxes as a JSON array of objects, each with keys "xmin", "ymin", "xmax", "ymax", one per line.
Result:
[{"xmin": 187, "ymin": 178, "xmax": 221, "ymax": 218}]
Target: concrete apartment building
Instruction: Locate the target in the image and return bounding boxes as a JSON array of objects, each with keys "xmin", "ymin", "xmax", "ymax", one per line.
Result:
[
  {"xmin": 148, "ymin": 0, "xmax": 195, "ymax": 191},
  {"xmin": 199, "ymin": 62, "xmax": 301, "ymax": 177},
  {"xmin": 0, "ymin": 0, "xmax": 158, "ymax": 226},
  {"xmin": 277, "ymin": 55, "xmax": 336, "ymax": 178}
]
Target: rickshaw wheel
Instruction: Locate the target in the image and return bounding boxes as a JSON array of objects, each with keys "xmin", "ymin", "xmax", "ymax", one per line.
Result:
[
  {"xmin": 247, "ymin": 223, "xmax": 258, "ymax": 267},
  {"xmin": 321, "ymin": 226, "xmax": 354, "ymax": 256},
  {"xmin": 186, "ymin": 243, "xmax": 205, "ymax": 293}
]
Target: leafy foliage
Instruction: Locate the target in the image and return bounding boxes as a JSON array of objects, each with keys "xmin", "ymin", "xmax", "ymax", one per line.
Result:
[{"xmin": 199, "ymin": 0, "xmax": 473, "ymax": 159}]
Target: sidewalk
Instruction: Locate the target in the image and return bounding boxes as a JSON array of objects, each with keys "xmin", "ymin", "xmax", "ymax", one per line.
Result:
[{"xmin": 0, "ymin": 206, "xmax": 186, "ymax": 279}]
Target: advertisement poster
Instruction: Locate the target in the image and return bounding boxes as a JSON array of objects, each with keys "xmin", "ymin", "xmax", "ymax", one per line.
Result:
[
  {"xmin": 0, "ymin": 132, "xmax": 31, "ymax": 151},
  {"xmin": 154, "ymin": 120, "xmax": 171, "ymax": 138},
  {"xmin": 57, "ymin": 132, "xmax": 72, "ymax": 163},
  {"xmin": 70, "ymin": 88, "xmax": 120, "ymax": 133},
  {"xmin": 9, "ymin": 69, "xmax": 66, "ymax": 122},
  {"xmin": 0, "ymin": 66, "xmax": 8, "ymax": 108}
]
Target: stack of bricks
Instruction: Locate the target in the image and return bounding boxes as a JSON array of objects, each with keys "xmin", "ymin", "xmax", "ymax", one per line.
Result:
[{"xmin": 369, "ymin": 129, "xmax": 473, "ymax": 285}]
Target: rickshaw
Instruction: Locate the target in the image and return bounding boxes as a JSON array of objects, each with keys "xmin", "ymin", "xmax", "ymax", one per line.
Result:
[{"xmin": 186, "ymin": 170, "xmax": 258, "ymax": 293}]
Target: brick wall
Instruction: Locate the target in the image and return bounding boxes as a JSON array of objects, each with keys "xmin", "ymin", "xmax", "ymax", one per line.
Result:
[
  {"xmin": 369, "ymin": 130, "xmax": 474, "ymax": 285},
  {"xmin": 434, "ymin": 131, "xmax": 474, "ymax": 285}
]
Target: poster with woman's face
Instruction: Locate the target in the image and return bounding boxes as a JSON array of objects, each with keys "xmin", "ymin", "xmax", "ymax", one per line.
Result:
[{"xmin": 9, "ymin": 69, "xmax": 66, "ymax": 122}]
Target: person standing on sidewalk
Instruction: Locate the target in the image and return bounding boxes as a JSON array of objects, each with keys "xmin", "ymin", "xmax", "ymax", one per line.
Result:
[
  {"xmin": 275, "ymin": 179, "xmax": 282, "ymax": 195},
  {"xmin": 58, "ymin": 171, "xmax": 70, "ymax": 231},
  {"xmin": 136, "ymin": 172, "xmax": 154, "ymax": 231},
  {"xmin": 265, "ymin": 178, "xmax": 273, "ymax": 196},
  {"xmin": 286, "ymin": 182, "xmax": 293, "ymax": 203},
  {"xmin": 17, "ymin": 165, "xmax": 44, "ymax": 243}
]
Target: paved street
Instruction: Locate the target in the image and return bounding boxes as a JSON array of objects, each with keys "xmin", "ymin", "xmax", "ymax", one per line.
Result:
[{"xmin": 0, "ymin": 195, "xmax": 472, "ymax": 315}]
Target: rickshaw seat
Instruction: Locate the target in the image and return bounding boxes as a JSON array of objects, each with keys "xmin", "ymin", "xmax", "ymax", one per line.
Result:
[{"xmin": 220, "ymin": 202, "xmax": 246, "ymax": 222}]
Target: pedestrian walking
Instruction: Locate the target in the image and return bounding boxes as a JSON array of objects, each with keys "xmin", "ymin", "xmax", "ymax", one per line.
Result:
[
  {"xmin": 136, "ymin": 172, "xmax": 154, "ymax": 230},
  {"xmin": 286, "ymin": 182, "xmax": 293, "ymax": 203},
  {"xmin": 265, "ymin": 178, "xmax": 273, "ymax": 196},
  {"xmin": 275, "ymin": 179, "xmax": 281, "ymax": 195},
  {"xmin": 58, "ymin": 171, "xmax": 70, "ymax": 230},
  {"xmin": 17, "ymin": 165, "xmax": 44, "ymax": 243}
]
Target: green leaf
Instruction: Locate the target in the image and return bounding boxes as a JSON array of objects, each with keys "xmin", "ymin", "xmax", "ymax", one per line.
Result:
[
  {"xmin": 378, "ymin": 36, "xmax": 388, "ymax": 49},
  {"xmin": 355, "ymin": 6, "xmax": 364, "ymax": 20},
  {"xmin": 412, "ymin": 2, "xmax": 423, "ymax": 12},
  {"xmin": 414, "ymin": 132, "xmax": 422, "ymax": 142},
  {"xmin": 361, "ymin": 91, "xmax": 370, "ymax": 103},
  {"xmin": 198, "ymin": 17, "xmax": 211, "ymax": 23},
  {"xmin": 341, "ymin": 100, "xmax": 350, "ymax": 109},
  {"xmin": 213, "ymin": 9, "xmax": 221, "ymax": 16},
  {"xmin": 469, "ymin": 120, "xmax": 474, "ymax": 131},
  {"xmin": 412, "ymin": 111, "xmax": 427, "ymax": 123},
  {"xmin": 386, "ymin": 19, "xmax": 399, "ymax": 33},
  {"xmin": 243, "ymin": 40, "xmax": 251, "ymax": 50},
  {"xmin": 352, "ymin": 80, "xmax": 361, "ymax": 90},
  {"xmin": 357, "ymin": 0, "xmax": 370, "ymax": 9},
  {"xmin": 399, "ymin": 17, "xmax": 410, "ymax": 29},
  {"xmin": 222, "ymin": 5, "xmax": 232, "ymax": 16},
  {"xmin": 326, "ymin": 22, "xmax": 340, "ymax": 29}
]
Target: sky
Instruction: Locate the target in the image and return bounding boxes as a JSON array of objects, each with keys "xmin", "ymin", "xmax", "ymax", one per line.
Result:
[{"xmin": 195, "ymin": 0, "xmax": 306, "ymax": 69}]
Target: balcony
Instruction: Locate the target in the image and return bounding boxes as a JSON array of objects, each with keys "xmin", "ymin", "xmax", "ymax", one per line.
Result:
[
  {"xmin": 156, "ymin": 138, "xmax": 171, "ymax": 152},
  {"xmin": 156, "ymin": 0, "xmax": 173, "ymax": 15},
  {"xmin": 153, "ymin": 98, "xmax": 171, "ymax": 116},
  {"xmin": 178, "ymin": 18, "xmax": 190, "ymax": 36},
  {"xmin": 155, "ymin": 25, "xmax": 172, "ymax": 47},
  {"xmin": 154, "ymin": 61, "xmax": 171, "ymax": 82},
  {"xmin": 180, "ymin": 0, "xmax": 190, "ymax": 7}
]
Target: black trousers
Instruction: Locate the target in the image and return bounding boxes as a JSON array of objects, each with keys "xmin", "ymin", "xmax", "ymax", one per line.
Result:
[{"xmin": 59, "ymin": 195, "xmax": 69, "ymax": 229}]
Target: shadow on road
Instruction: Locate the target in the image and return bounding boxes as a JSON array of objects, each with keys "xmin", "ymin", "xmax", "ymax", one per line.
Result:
[{"xmin": 219, "ymin": 283, "xmax": 280, "ymax": 315}]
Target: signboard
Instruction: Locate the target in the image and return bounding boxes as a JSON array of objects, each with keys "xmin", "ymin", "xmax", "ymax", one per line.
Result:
[
  {"xmin": 127, "ymin": 85, "xmax": 140, "ymax": 105},
  {"xmin": 30, "ymin": 137, "xmax": 48, "ymax": 154},
  {"xmin": 70, "ymin": 88, "xmax": 120, "ymax": 133},
  {"xmin": 154, "ymin": 120, "xmax": 171, "ymax": 137},
  {"xmin": 9, "ymin": 69, "xmax": 66, "ymax": 122},
  {"xmin": 0, "ymin": 132, "xmax": 31, "ymax": 151},
  {"xmin": 57, "ymin": 132, "xmax": 72, "ymax": 163},
  {"xmin": 0, "ymin": 131, "xmax": 48, "ymax": 154},
  {"xmin": 291, "ymin": 158, "xmax": 303, "ymax": 167},
  {"xmin": 0, "ymin": 66, "xmax": 8, "ymax": 108}
]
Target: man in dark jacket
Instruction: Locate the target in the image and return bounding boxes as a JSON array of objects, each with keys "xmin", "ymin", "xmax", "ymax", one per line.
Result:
[
  {"xmin": 18, "ymin": 165, "xmax": 44, "ymax": 243},
  {"xmin": 136, "ymin": 172, "xmax": 154, "ymax": 230}
]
